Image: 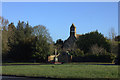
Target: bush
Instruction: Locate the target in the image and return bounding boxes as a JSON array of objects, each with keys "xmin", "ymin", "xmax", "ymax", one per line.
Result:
[
  {"xmin": 74, "ymin": 49, "xmax": 84, "ymax": 57},
  {"xmin": 72, "ymin": 52, "xmax": 116, "ymax": 63},
  {"xmin": 69, "ymin": 49, "xmax": 84, "ymax": 57}
]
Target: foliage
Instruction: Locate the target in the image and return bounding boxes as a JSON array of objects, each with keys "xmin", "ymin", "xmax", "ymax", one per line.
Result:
[
  {"xmin": 2, "ymin": 19, "xmax": 53, "ymax": 62},
  {"xmin": 76, "ymin": 30, "xmax": 111, "ymax": 53},
  {"xmin": 8, "ymin": 23, "xmax": 16, "ymax": 49},
  {"xmin": 72, "ymin": 52, "xmax": 116, "ymax": 63},
  {"xmin": 31, "ymin": 36, "xmax": 49, "ymax": 62},
  {"xmin": 54, "ymin": 39, "xmax": 63, "ymax": 53},
  {"xmin": 55, "ymin": 39, "xmax": 63, "ymax": 45},
  {"xmin": 115, "ymin": 35, "xmax": 120, "ymax": 41},
  {"xmin": 72, "ymin": 44, "xmax": 116, "ymax": 63},
  {"xmin": 108, "ymin": 40, "xmax": 118, "ymax": 55},
  {"xmin": 115, "ymin": 42, "xmax": 120, "ymax": 65},
  {"xmin": 33, "ymin": 25, "xmax": 53, "ymax": 44},
  {"xmin": 75, "ymin": 49, "xmax": 84, "ymax": 56},
  {"xmin": 69, "ymin": 49, "xmax": 84, "ymax": 57},
  {"xmin": 0, "ymin": 16, "xmax": 9, "ymax": 28},
  {"xmin": 8, "ymin": 21, "xmax": 33, "ymax": 61},
  {"xmin": 32, "ymin": 25, "xmax": 54, "ymax": 62},
  {"xmin": 1, "ymin": 17, "xmax": 9, "ymax": 60},
  {"xmin": 48, "ymin": 43, "xmax": 55, "ymax": 55},
  {"xmin": 89, "ymin": 44, "xmax": 107, "ymax": 55},
  {"xmin": 1, "ymin": 17, "xmax": 118, "ymax": 63}
]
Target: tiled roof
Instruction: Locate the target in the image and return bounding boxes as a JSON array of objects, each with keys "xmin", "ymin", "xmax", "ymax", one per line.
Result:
[{"xmin": 76, "ymin": 34, "xmax": 81, "ymax": 39}]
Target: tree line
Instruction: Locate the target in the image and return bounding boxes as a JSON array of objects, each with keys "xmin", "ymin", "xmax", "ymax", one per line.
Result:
[
  {"xmin": 1, "ymin": 16, "xmax": 119, "ymax": 63},
  {"xmin": 1, "ymin": 17, "xmax": 54, "ymax": 62},
  {"xmin": 55, "ymin": 30, "xmax": 119, "ymax": 63}
]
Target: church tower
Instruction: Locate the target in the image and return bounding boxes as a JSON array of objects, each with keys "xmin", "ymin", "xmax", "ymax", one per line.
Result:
[
  {"xmin": 63, "ymin": 23, "xmax": 77, "ymax": 50},
  {"xmin": 70, "ymin": 23, "xmax": 76, "ymax": 37}
]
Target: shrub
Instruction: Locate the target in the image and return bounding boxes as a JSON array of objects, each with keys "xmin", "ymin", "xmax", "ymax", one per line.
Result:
[
  {"xmin": 69, "ymin": 49, "xmax": 84, "ymax": 57},
  {"xmin": 74, "ymin": 49, "xmax": 84, "ymax": 57},
  {"xmin": 72, "ymin": 52, "xmax": 116, "ymax": 63}
]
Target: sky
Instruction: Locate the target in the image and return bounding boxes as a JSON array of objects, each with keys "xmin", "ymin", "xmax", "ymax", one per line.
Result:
[{"xmin": 2, "ymin": 2, "xmax": 118, "ymax": 42}]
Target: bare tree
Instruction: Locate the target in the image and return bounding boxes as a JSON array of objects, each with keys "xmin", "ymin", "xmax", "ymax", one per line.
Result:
[
  {"xmin": 90, "ymin": 44, "xmax": 106, "ymax": 55},
  {"xmin": 109, "ymin": 27, "xmax": 116, "ymax": 40},
  {"xmin": 33, "ymin": 25, "xmax": 53, "ymax": 44},
  {"xmin": 108, "ymin": 27, "xmax": 118, "ymax": 55}
]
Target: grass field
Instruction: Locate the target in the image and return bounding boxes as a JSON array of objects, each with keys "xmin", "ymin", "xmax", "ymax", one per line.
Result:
[{"xmin": 2, "ymin": 63, "xmax": 119, "ymax": 79}]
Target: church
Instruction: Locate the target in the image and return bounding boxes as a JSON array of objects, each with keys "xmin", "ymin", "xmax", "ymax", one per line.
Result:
[
  {"xmin": 48, "ymin": 24, "xmax": 81, "ymax": 63},
  {"xmin": 62, "ymin": 23, "xmax": 81, "ymax": 51}
]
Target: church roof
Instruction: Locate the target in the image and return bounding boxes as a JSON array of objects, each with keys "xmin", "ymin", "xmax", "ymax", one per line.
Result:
[
  {"xmin": 76, "ymin": 34, "xmax": 81, "ymax": 39},
  {"xmin": 70, "ymin": 23, "xmax": 76, "ymax": 28}
]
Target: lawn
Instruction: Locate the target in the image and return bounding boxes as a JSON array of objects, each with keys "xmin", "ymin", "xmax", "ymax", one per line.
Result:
[{"xmin": 2, "ymin": 63, "xmax": 119, "ymax": 79}]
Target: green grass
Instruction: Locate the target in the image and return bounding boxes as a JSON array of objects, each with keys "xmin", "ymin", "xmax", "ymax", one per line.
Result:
[
  {"xmin": 2, "ymin": 64, "xmax": 119, "ymax": 79},
  {"xmin": 2, "ymin": 62, "xmax": 42, "ymax": 65},
  {"xmin": 2, "ymin": 62, "xmax": 115, "ymax": 65}
]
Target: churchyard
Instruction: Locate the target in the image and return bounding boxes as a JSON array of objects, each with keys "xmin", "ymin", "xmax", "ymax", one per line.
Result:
[{"xmin": 1, "ymin": 2, "xmax": 119, "ymax": 79}]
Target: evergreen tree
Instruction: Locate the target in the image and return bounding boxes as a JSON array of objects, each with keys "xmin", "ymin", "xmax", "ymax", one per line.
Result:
[
  {"xmin": 8, "ymin": 23, "xmax": 16, "ymax": 48},
  {"xmin": 24, "ymin": 21, "xmax": 32, "ymax": 39},
  {"xmin": 9, "ymin": 21, "xmax": 33, "ymax": 61},
  {"xmin": 76, "ymin": 31, "xmax": 111, "ymax": 53},
  {"xmin": 16, "ymin": 21, "xmax": 25, "ymax": 41}
]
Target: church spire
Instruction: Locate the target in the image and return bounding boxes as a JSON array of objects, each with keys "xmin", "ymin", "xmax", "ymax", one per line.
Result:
[
  {"xmin": 70, "ymin": 23, "xmax": 76, "ymax": 37},
  {"xmin": 71, "ymin": 23, "xmax": 76, "ymax": 28}
]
